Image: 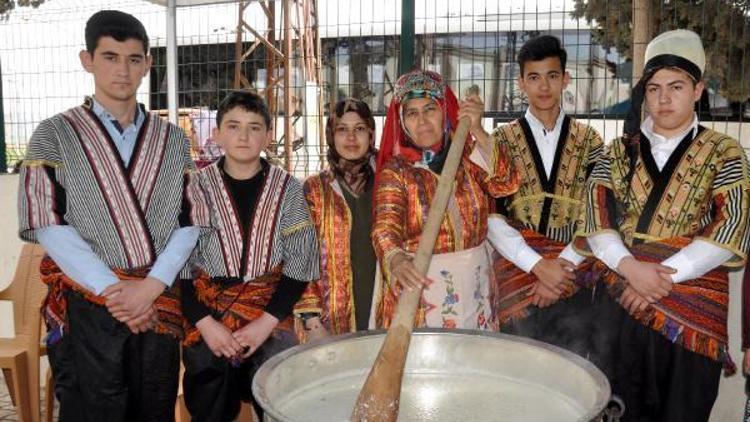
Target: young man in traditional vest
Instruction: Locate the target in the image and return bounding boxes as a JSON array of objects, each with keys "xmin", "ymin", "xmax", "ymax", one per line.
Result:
[
  {"xmin": 17, "ymin": 10, "xmax": 198, "ymax": 421},
  {"xmin": 179, "ymin": 91, "xmax": 319, "ymax": 421},
  {"xmin": 464, "ymin": 35, "xmax": 614, "ymax": 373},
  {"xmin": 574, "ymin": 29, "xmax": 750, "ymax": 421}
]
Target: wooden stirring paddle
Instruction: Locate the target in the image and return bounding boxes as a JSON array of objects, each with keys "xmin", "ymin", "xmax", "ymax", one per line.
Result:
[{"xmin": 351, "ymin": 116, "xmax": 472, "ymax": 421}]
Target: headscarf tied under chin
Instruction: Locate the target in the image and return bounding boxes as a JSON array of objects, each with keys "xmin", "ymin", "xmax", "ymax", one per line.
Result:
[
  {"xmin": 375, "ymin": 69, "xmax": 464, "ymax": 178},
  {"xmin": 326, "ymin": 98, "xmax": 377, "ymax": 196}
]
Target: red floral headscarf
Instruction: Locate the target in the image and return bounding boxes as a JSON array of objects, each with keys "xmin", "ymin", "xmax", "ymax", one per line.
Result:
[{"xmin": 375, "ymin": 69, "xmax": 466, "ymax": 177}]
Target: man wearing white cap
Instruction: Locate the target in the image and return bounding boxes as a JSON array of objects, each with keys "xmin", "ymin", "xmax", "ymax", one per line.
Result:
[{"xmin": 574, "ymin": 29, "xmax": 750, "ymax": 421}]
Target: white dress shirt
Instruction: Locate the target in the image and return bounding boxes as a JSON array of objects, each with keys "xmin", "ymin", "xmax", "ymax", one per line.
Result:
[
  {"xmin": 525, "ymin": 106, "xmax": 566, "ymax": 177},
  {"xmin": 487, "ymin": 108, "xmax": 585, "ymax": 273},
  {"xmin": 643, "ymin": 113, "xmax": 698, "ymax": 169},
  {"xmin": 587, "ymin": 114, "xmax": 734, "ymax": 282}
]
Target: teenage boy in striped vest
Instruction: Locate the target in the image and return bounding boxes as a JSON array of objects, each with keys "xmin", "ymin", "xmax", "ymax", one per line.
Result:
[
  {"xmin": 179, "ymin": 91, "xmax": 320, "ymax": 421},
  {"xmin": 18, "ymin": 10, "xmax": 197, "ymax": 422}
]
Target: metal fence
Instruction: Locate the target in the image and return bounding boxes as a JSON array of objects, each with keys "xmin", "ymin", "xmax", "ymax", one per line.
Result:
[{"xmin": 1, "ymin": 0, "xmax": 748, "ymax": 176}]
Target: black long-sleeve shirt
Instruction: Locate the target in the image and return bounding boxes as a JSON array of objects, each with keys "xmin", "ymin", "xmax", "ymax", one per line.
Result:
[{"xmin": 181, "ymin": 165, "xmax": 306, "ymax": 325}]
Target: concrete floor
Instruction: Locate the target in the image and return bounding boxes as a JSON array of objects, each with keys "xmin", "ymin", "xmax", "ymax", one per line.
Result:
[{"xmin": 0, "ymin": 370, "xmax": 57, "ymax": 421}]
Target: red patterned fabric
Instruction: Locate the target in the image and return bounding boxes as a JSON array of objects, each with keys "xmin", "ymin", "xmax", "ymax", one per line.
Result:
[
  {"xmin": 39, "ymin": 257, "xmax": 183, "ymax": 344},
  {"xmin": 183, "ymin": 268, "xmax": 294, "ymax": 347},
  {"xmin": 295, "ymin": 171, "xmax": 360, "ymax": 337},
  {"xmin": 742, "ymin": 258, "xmax": 750, "ymax": 349},
  {"xmin": 492, "ymin": 228, "xmax": 595, "ymax": 326},
  {"xmin": 595, "ymin": 237, "xmax": 734, "ymax": 373},
  {"xmin": 372, "ymin": 154, "xmax": 495, "ymax": 328}
]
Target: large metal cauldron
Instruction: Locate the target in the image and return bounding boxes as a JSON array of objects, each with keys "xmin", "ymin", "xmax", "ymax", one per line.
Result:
[{"xmin": 253, "ymin": 329, "xmax": 610, "ymax": 421}]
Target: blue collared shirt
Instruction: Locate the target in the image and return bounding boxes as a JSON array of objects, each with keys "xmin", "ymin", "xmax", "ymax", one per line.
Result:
[{"xmin": 90, "ymin": 97, "xmax": 145, "ymax": 167}]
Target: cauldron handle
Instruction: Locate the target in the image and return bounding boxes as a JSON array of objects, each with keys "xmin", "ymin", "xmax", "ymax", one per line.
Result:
[{"xmin": 602, "ymin": 395, "xmax": 625, "ymax": 422}]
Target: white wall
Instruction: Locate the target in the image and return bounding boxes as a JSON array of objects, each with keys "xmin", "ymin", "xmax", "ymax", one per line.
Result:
[
  {"xmin": 0, "ymin": 175, "xmax": 24, "ymax": 339},
  {"xmin": 0, "ymin": 175, "xmax": 23, "ymax": 291},
  {"xmin": 712, "ymin": 269, "xmax": 746, "ymax": 421}
]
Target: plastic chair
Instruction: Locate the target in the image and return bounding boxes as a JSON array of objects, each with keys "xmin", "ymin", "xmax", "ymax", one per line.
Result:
[{"xmin": 0, "ymin": 244, "xmax": 47, "ymax": 422}]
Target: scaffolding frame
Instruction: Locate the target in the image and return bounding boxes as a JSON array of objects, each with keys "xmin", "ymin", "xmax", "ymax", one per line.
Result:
[{"xmin": 231, "ymin": 0, "xmax": 324, "ymax": 171}]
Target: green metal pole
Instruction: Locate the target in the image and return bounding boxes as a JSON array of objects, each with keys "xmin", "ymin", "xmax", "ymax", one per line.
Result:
[
  {"xmin": 0, "ymin": 59, "xmax": 6, "ymax": 173},
  {"xmin": 399, "ymin": 0, "xmax": 415, "ymax": 75}
]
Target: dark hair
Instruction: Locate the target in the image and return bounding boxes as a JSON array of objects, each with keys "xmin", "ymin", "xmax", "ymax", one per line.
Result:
[
  {"xmin": 85, "ymin": 10, "xmax": 149, "ymax": 54},
  {"xmin": 216, "ymin": 91, "xmax": 272, "ymax": 129},
  {"xmin": 325, "ymin": 98, "xmax": 376, "ymax": 143},
  {"xmin": 517, "ymin": 35, "xmax": 567, "ymax": 76}
]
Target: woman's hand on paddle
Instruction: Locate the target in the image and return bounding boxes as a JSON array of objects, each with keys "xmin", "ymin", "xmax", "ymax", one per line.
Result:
[
  {"xmin": 103, "ymin": 276, "xmax": 166, "ymax": 323},
  {"xmin": 619, "ymin": 286, "xmax": 650, "ymax": 315},
  {"xmin": 531, "ymin": 258, "xmax": 576, "ymax": 295},
  {"xmin": 390, "ymin": 252, "xmax": 432, "ymax": 292},
  {"xmin": 304, "ymin": 317, "xmax": 329, "ymax": 342},
  {"xmin": 743, "ymin": 349, "xmax": 750, "ymax": 375},
  {"xmin": 232, "ymin": 312, "xmax": 279, "ymax": 359},
  {"xmin": 617, "ymin": 256, "xmax": 674, "ymax": 303},
  {"xmin": 196, "ymin": 316, "xmax": 243, "ymax": 359},
  {"xmin": 458, "ymin": 94, "xmax": 486, "ymax": 137}
]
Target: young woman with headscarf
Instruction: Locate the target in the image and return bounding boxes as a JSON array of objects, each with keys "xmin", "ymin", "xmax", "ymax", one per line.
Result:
[{"xmin": 294, "ymin": 98, "xmax": 380, "ymax": 341}]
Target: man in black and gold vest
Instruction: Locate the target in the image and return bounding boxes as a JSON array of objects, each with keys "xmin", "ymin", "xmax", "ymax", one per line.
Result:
[
  {"xmin": 575, "ymin": 29, "xmax": 750, "ymax": 421},
  {"xmin": 465, "ymin": 35, "xmax": 611, "ymax": 375}
]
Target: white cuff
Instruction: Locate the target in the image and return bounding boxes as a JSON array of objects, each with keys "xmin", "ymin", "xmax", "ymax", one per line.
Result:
[
  {"xmin": 559, "ymin": 243, "xmax": 586, "ymax": 266},
  {"xmin": 661, "ymin": 240, "xmax": 735, "ymax": 283},
  {"xmin": 486, "ymin": 215, "xmax": 542, "ymax": 273},
  {"xmin": 587, "ymin": 232, "xmax": 632, "ymax": 271},
  {"xmin": 661, "ymin": 253, "xmax": 694, "ymax": 284},
  {"xmin": 517, "ymin": 247, "xmax": 544, "ymax": 274}
]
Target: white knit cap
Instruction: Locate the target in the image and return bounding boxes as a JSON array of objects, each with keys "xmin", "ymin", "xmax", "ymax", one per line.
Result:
[
  {"xmin": 623, "ymin": 29, "xmax": 706, "ymax": 137},
  {"xmin": 644, "ymin": 29, "xmax": 705, "ymax": 80}
]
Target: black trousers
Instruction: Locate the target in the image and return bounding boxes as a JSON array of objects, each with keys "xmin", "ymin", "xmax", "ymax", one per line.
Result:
[
  {"xmin": 47, "ymin": 291, "xmax": 180, "ymax": 422},
  {"xmin": 500, "ymin": 282, "xmax": 624, "ymax": 380},
  {"xmin": 613, "ymin": 314, "xmax": 722, "ymax": 422},
  {"xmin": 182, "ymin": 330, "xmax": 296, "ymax": 422}
]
